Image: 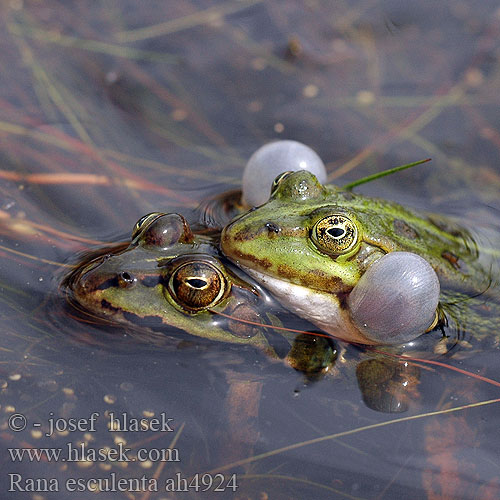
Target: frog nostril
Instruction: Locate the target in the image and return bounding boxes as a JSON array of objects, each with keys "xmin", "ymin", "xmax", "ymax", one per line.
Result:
[
  {"xmin": 265, "ymin": 222, "xmax": 281, "ymax": 234},
  {"xmin": 118, "ymin": 271, "xmax": 136, "ymax": 288}
]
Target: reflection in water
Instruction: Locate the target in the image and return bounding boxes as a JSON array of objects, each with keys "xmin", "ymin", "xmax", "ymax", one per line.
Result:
[
  {"xmin": 356, "ymin": 358, "xmax": 420, "ymax": 413},
  {"xmin": 286, "ymin": 333, "xmax": 338, "ymax": 381}
]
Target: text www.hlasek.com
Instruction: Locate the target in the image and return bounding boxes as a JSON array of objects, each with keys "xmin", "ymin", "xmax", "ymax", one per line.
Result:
[{"xmin": 8, "ymin": 442, "xmax": 178, "ymax": 463}]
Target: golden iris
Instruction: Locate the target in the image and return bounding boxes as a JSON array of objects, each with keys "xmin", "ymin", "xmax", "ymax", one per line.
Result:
[
  {"xmin": 168, "ymin": 261, "xmax": 226, "ymax": 311},
  {"xmin": 312, "ymin": 214, "xmax": 359, "ymax": 256}
]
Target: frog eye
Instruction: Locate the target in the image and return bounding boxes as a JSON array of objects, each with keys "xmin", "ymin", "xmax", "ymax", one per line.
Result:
[
  {"xmin": 270, "ymin": 171, "xmax": 293, "ymax": 195},
  {"xmin": 132, "ymin": 212, "xmax": 164, "ymax": 240},
  {"xmin": 168, "ymin": 261, "xmax": 227, "ymax": 311},
  {"xmin": 312, "ymin": 214, "xmax": 360, "ymax": 256},
  {"xmin": 134, "ymin": 213, "xmax": 194, "ymax": 248}
]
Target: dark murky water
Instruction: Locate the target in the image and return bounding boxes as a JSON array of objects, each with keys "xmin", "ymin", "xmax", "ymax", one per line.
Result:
[{"xmin": 1, "ymin": 1, "xmax": 500, "ymax": 499}]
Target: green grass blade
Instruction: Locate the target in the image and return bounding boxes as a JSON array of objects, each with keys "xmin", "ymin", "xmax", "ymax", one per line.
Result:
[{"xmin": 342, "ymin": 158, "xmax": 432, "ymax": 191}]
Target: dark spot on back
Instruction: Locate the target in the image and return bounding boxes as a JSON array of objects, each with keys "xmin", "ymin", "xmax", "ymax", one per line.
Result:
[
  {"xmin": 393, "ymin": 219, "xmax": 418, "ymax": 240},
  {"xmin": 442, "ymin": 250, "xmax": 461, "ymax": 270}
]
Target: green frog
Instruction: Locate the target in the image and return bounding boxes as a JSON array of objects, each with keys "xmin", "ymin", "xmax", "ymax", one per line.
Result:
[{"xmin": 221, "ymin": 170, "xmax": 499, "ymax": 346}]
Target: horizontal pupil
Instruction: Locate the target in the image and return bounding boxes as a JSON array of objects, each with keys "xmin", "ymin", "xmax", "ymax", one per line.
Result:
[
  {"xmin": 327, "ymin": 227, "xmax": 345, "ymax": 238},
  {"xmin": 186, "ymin": 278, "xmax": 208, "ymax": 289}
]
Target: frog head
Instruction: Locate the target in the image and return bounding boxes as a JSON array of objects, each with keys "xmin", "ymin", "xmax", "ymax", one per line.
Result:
[
  {"xmin": 66, "ymin": 213, "xmax": 280, "ymax": 352},
  {"xmin": 221, "ymin": 171, "xmax": 375, "ymax": 296}
]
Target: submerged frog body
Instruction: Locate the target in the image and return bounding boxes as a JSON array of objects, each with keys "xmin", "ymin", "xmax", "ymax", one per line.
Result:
[{"xmin": 221, "ymin": 170, "xmax": 495, "ymax": 345}]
